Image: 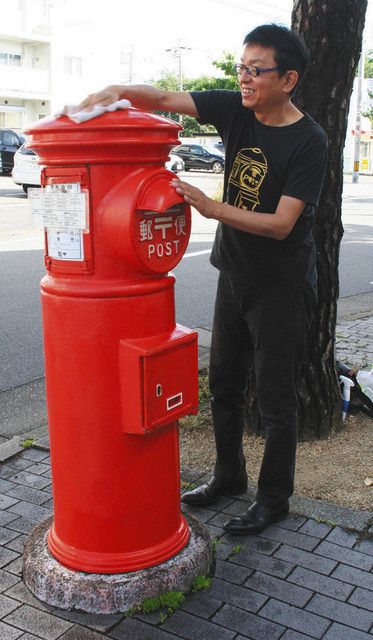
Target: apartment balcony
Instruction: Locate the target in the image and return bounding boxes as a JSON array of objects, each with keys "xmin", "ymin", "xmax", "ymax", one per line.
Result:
[{"xmin": 0, "ymin": 65, "xmax": 50, "ymax": 100}]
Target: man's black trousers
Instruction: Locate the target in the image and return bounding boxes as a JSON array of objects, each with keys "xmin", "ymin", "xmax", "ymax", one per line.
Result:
[{"xmin": 209, "ymin": 271, "xmax": 316, "ymax": 508}]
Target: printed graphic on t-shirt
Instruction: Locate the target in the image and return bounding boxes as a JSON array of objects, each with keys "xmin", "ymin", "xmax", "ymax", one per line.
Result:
[{"xmin": 228, "ymin": 147, "xmax": 268, "ymax": 210}]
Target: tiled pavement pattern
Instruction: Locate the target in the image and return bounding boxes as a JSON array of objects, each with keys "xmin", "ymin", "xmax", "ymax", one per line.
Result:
[
  {"xmin": 0, "ymin": 448, "xmax": 372, "ymax": 639},
  {"xmin": 335, "ymin": 317, "xmax": 373, "ymax": 370}
]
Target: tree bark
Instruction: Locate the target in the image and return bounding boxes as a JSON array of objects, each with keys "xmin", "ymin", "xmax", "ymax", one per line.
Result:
[{"xmin": 247, "ymin": 0, "xmax": 368, "ymax": 439}]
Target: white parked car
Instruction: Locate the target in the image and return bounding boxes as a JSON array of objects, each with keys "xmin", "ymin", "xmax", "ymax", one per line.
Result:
[
  {"xmin": 165, "ymin": 153, "xmax": 185, "ymax": 173},
  {"xmin": 12, "ymin": 144, "xmax": 41, "ymax": 193}
]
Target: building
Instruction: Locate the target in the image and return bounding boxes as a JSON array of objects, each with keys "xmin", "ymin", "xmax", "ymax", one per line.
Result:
[{"xmin": 0, "ymin": 0, "xmax": 123, "ymax": 131}]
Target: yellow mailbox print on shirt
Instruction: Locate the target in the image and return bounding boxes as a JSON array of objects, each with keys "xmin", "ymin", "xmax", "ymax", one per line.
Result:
[{"xmin": 229, "ymin": 148, "xmax": 268, "ymax": 211}]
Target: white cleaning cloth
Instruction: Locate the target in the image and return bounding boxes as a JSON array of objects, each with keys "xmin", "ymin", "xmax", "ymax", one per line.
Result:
[{"xmin": 54, "ymin": 99, "xmax": 132, "ymax": 123}]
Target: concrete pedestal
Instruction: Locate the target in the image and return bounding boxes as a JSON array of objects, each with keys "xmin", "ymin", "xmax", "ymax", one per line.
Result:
[{"xmin": 23, "ymin": 514, "xmax": 213, "ymax": 614}]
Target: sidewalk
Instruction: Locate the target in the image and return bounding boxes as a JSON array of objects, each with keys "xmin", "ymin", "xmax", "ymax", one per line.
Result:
[{"xmin": 0, "ymin": 311, "xmax": 372, "ymax": 639}]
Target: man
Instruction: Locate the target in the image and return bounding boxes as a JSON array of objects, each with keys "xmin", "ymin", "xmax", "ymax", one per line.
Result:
[{"xmin": 75, "ymin": 24, "xmax": 327, "ymax": 534}]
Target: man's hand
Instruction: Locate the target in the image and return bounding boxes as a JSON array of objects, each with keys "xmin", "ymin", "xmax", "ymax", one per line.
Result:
[
  {"xmin": 61, "ymin": 86, "xmax": 123, "ymax": 115},
  {"xmin": 171, "ymin": 179, "xmax": 218, "ymax": 219}
]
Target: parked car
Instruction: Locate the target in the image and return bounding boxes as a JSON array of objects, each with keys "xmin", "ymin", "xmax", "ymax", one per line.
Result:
[
  {"xmin": 165, "ymin": 153, "xmax": 185, "ymax": 173},
  {"xmin": 171, "ymin": 144, "xmax": 225, "ymax": 173},
  {"xmin": 0, "ymin": 128, "xmax": 25, "ymax": 174},
  {"xmin": 12, "ymin": 143, "xmax": 42, "ymax": 192}
]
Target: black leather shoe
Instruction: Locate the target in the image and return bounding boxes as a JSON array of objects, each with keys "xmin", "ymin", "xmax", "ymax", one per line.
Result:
[
  {"xmin": 181, "ymin": 476, "xmax": 247, "ymax": 506},
  {"xmin": 223, "ymin": 500, "xmax": 289, "ymax": 535}
]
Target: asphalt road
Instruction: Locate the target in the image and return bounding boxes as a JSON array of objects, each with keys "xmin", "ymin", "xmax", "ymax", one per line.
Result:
[{"xmin": 0, "ymin": 173, "xmax": 372, "ymax": 395}]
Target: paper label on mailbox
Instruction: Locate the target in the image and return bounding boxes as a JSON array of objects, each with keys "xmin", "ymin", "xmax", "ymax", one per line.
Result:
[
  {"xmin": 47, "ymin": 229, "xmax": 84, "ymax": 261},
  {"xmin": 29, "ymin": 183, "xmax": 88, "ymax": 231}
]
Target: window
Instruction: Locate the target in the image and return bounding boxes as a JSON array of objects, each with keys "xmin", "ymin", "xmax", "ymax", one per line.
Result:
[
  {"xmin": 0, "ymin": 52, "xmax": 22, "ymax": 66},
  {"xmin": 64, "ymin": 56, "xmax": 82, "ymax": 76},
  {"xmin": 2, "ymin": 132, "xmax": 20, "ymax": 145}
]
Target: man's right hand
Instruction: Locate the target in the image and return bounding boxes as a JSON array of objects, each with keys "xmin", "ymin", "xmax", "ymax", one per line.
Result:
[{"xmin": 62, "ymin": 85, "xmax": 123, "ymax": 114}]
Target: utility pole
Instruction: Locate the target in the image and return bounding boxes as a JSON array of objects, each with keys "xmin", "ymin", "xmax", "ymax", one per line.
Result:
[
  {"xmin": 165, "ymin": 45, "xmax": 191, "ymax": 124},
  {"xmin": 352, "ymin": 49, "xmax": 364, "ymax": 183}
]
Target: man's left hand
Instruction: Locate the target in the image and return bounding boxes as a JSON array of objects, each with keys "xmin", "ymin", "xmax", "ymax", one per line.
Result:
[{"xmin": 171, "ymin": 179, "xmax": 218, "ymax": 219}]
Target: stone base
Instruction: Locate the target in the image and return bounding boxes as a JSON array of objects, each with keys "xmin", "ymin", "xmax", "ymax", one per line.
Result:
[{"xmin": 23, "ymin": 515, "xmax": 214, "ymax": 614}]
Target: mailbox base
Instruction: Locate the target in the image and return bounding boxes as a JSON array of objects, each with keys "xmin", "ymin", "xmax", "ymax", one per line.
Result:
[{"xmin": 23, "ymin": 515, "xmax": 214, "ymax": 615}]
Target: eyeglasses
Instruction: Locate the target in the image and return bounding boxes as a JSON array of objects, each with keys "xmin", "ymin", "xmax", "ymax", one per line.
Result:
[{"xmin": 234, "ymin": 63, "xmax": 279, "ymax": 77}]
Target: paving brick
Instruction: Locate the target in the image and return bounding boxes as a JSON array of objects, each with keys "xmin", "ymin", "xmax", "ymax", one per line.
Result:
[
  {"xmin": 26, "ymin": 463, "xmax": 50, "ymax": 476},
  {"xmin": 212, "ymin": 603, "xmax": 284, "ymax": 640},
  {"xmin": 205, "ymin": 523, "xmax": 224, "ymax": 539},
  {"xmin": 4, "ymin": 458, "xmax": 35, "ymax": 471},
  {"xmin": 59, "ymin": 625, "xmax": 108, "ymax": 639},
  {"xmin": 4, "ymin": 605, "xmax": 72, "ymax": 640},
  {"xmin": 5, "ymin": 516, "xmax": 38, "ymax": 535},
  {"xmin": 287, "ymin": 566, "xmax": 354, "ymax": 601},
  {"xmin": 325, "ymin": 527, "xmax": 359, "ymax": 548},
  {"xmin": 280, "ymin": 631, "xmax": 315, "ymax": 640},
  {"xmin": 259, "ymin": 525, "xmax": 319, "ymax": 551},
  {"xmin": 159, "ymin": 609, "xmax": 236, "ymax": 640},
  {"xmin": 5, "ymin": 534, "xmax": 28, "ymax": 553},
  {"xmin": 245, "ymin": 570, "xmax": 313, "ymax": 607},
  {"xmin": 179, "ymin": 591, "xmax": 222, "ymax": 619},
  {"xmin": 331, "ymin": 564, "xmax": 373, "ymax": 591},
  {"xmin": 3, "ymin": 556, "xmax": 23, "ymax": 576},
  {"xmin": 0, "ymin": 527, "xmax": 20, "ymax": 545},
  {"xmin": 181, "ymin": 505, "xmax": 217, "ymax": 523},
  {"xmin": 4, "ymin": 485, "xmax": 53, "ymax": 506},
  {"xmin": 53, "ymin": 609, "xmax": 122, "ymax": 633},
  {"xmin": 0, "ymin": 495, "xmax": 19, "ymax": 509},
  {"xmin": 0, "ymin": 569, "xmax": 20, "ymax": 592},
  {"xmin": 0, "ymin": 480, "xmax": 17, "ymax": 493},
  {"xmin": 4, "ymin": 581, "xmax": 55, "ymax": 612},
  {"xmin": 109, "ymin": 616, "xmax": 184, "ymax": 639},
  {"xmin": 314, "ymin": 541, "xmax": 373, "ymax": 571},
  {"xmin": 297, "ymin": 519, "xmax": 333, "ymax": 539},
  {"xmin": 0, "ymin": 512, "xmax": 18, "ymax": 527},
  {"xmin": 259, "ymin": 598, "xmax": 330, "ymax": 638},
  {"xmin": 274, "ymin": 544, "xmax": 338, "ymax": 575},
  {"xmin": 275, "ymin": 515, "xmax": 308, "ymax": 531},
  {"xmin": 214, "ymin": 558, "xmax": 252, "ymax": 584},
  {"xmin": 6, "ymin": 472, "xmax": 51, "ymax": 490},
  {"xmin": 233, "ymin": 547, "xmax": 295, "ymax": 578},
  {"xmin": 354, "ymin": 538, "xmax": 373, "ymax": 557},
  {"xmin": 21, "ymin": 450, "xmax": 50, "ymax": 462},
  {"xmin": 0, "ymin": 621, "xmax": 23, "ymax": 640},
  {"xmin": 207, "ymin": 576, "xmax": 268, "ymax": 612},
  {"xmin": 0, "ymin": 592, "xmax": 21, "ymax": 616},
  {"xmin": 0, "ymin": 547, "xmax": 18, "ymax": 569},
  {"xmin": 306, "ymin": 593, "xmax": 373, "ymax": 631},
  {"xmin": 348, "ymin": 587, "xmax": 373, "ymax": 612},
  {"xmin": 0, "ymin": 465, "xmax": 18, "ymax": 479},
  {"xmin": 214, "ymin": 542, "xmax": 232, "ymax": 560},
  {"xmin": 322, "ymin": 622, "xmax": 373, "ymax": 639},
  {"xmin": 221, "ymin": 532, "xmax": 280, "ymax": 555},
  {"xmin": 7, "ymin": 501, "xmax": 52, "ymax": 523}
]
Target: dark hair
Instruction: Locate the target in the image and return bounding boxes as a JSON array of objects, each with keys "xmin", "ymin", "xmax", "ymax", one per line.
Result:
[{"xmin": 243, "ymin": 24, "xmax": 310, "ymax": 93}]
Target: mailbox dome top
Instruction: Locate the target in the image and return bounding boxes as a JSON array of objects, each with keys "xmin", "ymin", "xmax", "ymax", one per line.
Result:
[{"xmin": 25, "ymin": 108, "xmax": 182, "ymax": 166}]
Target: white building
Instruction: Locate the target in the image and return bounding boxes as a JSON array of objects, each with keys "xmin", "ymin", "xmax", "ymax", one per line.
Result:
[{"xmin": 0, "ymin": 0, "xmax": 123, "ymax": 131}]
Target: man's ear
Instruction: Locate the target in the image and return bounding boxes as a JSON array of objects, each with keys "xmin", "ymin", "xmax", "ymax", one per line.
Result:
[{"xmin": 282, "ymin": 70, "xmax": 299, "ymax": 94}]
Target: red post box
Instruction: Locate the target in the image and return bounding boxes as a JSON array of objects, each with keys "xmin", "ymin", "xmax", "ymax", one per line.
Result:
[{"xmin": 25, "ymin": 109, "xmax": 199, "ymax": 575}]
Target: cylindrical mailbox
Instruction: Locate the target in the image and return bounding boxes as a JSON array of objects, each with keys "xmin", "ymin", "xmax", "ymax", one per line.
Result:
[{"xmin": 26, "ymin": 109, "xmax": 198, "ymax": 574}]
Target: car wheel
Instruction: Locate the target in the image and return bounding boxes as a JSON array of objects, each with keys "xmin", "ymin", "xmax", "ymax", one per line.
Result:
[{"xmin": 212, "ymin": 161, "xmax": 223, "ymax": 174}]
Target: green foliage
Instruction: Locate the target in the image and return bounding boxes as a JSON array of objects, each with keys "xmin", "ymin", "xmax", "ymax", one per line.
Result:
[
  {"xmin": 228, "ymin": 544, "xmax": 245, "ymax": 559},
  {"xmin": 125, "ymin": 591, "xmax": 185, "ymax": 623},
  {"xmin": 153, "ymin": 52, "xmax": 238, "ymax": 136},
  {"xmin": 362, "ymin": 89, "xmax": 373, "ymax": 126},
  {"xmin": 21, "ymin": 438, "xmax": 35, "ymax": 449},
  {"xmin": 365, "ymin": 50, "xmax": 373, "ymax": 78},
  {"xmin": 191, "ymin": 575, "xmax": 212, "ymax": 592}
]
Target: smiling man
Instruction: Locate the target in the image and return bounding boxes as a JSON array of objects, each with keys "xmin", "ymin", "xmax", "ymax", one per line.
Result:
[{"xmin": 75, "ymin": 24, "xmax": 328, "ymax": 534}]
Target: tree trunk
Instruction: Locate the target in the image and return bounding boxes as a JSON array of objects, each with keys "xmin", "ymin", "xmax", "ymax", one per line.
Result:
[{"xmin": 247, "ymin": 0, "xmax": 368, "ymax": 439}]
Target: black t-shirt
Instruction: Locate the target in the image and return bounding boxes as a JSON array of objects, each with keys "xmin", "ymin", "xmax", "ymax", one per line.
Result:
[{"xmin": 190, "ymin": 90, "xmax": 328, "ymax": 291}]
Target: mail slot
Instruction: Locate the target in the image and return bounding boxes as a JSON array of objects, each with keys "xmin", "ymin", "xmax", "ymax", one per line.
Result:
[{"xmin": 120, "ymin": 325, "xmax": 198, "ymax": 434}]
